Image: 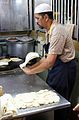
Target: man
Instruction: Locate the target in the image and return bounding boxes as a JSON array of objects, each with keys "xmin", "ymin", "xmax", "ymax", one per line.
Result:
[{"xmin": 20, "ymin": 3, "xmax": 77, "ymax": 120}]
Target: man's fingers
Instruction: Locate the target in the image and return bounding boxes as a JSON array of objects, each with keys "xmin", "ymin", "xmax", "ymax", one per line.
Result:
[{"xmin": 73, "ymin": 104, "xmax": 79, "ymax": 111}]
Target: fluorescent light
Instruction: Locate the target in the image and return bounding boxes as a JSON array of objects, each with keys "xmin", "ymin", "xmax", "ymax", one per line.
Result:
[{"xmin": 16, "ymin": 0, "xmax": 22, "ymax": 4}]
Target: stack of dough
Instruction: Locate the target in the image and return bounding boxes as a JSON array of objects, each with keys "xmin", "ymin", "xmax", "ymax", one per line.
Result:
[
  {"xmin": 14, "ymin": 89, "xmax": 60, "ymax": 109},
  {"xmin": 0, "ymin": 94, "xmax": 17, "ymax": 118},
  {"xmin": 0, "ymin": 89, "xmax": 60, "ymax": 119}
]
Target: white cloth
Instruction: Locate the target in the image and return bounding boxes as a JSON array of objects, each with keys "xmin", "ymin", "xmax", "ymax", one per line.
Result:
[{"xmin": 19, "ymin": 52, "xmax": 39, "ymax": 68}]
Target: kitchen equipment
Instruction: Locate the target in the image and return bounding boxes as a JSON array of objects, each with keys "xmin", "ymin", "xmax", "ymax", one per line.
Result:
[
  {"xmin": 0, "ymin": 56, "xmax": 24, "ymax": 71},
  {"xmin": 0, "ymin": 39, "xmax": 8, "ymax": 56},
  {"xmin": 7, "ymin": 36, "xmax": 35, "ymax": 59},
  {"xmin": 0, "ymin": 36, "xmax": 35, "ymax": 71}
]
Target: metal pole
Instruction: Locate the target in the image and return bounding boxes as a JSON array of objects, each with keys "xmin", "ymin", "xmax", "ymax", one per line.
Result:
[
  {"xmin": 77, "ymin": 0, "xmax": 79, "ymax": 40},
  {"xmin": 62, "ymin": 0, "xmax": 64, "ymax": 24},
  {"xmin": 56, "ymin": 0, "xmax": 58, "ymax": 21},
  {"xmin": 53, "ymin": 0, "xmax": 55, "ymax": 19},
  {"xmin": 28, "ymin": 0, "xmax": 30, "ymax": 29},
  {"xmin": 60, "ymin": 0, "xmax": 61, "ymax": 23},
  {"xmin": 74, "ymin": 0, "xmax": 77, "ymax": 25},
  {"xmin": 71, "ymin": 0, "xmax": 73, "ymax": 23},
  {"xmin": 61, "ymin": 0, "xmax": 64, "ymax": 24},
  {"xmin": 32, "ymin": 0, "xmax": 34, "ymax": 30},
  {"xmin": 67, "ymin": 0, "xmax": 70, "ymax": 23}
]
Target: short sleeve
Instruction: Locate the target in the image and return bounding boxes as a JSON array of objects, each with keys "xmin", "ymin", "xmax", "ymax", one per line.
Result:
[{"xmin": 48, "ymin": 26, "xmax": 67, "ymax": 55}]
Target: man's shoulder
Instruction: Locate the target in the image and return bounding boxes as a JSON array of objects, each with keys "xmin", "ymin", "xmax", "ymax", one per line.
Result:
[{"xmin": 52, "ymin": 23, "xmax": 66, "ymax": 35}]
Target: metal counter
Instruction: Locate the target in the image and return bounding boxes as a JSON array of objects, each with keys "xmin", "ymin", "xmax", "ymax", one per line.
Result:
[{"xmin": 0, "ymin": 68, "xmax": 70, "ymax": 119}]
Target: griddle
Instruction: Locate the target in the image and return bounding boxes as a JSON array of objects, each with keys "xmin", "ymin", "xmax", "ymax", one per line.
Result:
[
  {"xmin": 0, "ymin": 70, "xmax": 71, "ymax": 119},
  {"xmin": 0, "ymin": 55, "xmax": 24, "ymax": 71}
]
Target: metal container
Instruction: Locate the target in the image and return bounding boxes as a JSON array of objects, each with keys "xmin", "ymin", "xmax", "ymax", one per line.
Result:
[{"xmin": 7, "ymin": 36, "xmax": 35, "ymax": 59}]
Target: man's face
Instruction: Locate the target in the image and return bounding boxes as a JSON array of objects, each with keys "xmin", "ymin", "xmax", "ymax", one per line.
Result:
[{"xmin": 34, "ymin": 13, "xmax": 45, "ymax": 29}]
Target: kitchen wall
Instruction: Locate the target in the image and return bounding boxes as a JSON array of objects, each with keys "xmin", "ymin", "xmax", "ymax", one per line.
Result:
[{"xmin": 0, "ymin": 0, "xmax": 32, "ymax": 31}]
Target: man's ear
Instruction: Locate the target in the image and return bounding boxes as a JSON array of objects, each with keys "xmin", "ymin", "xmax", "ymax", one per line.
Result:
[{"xmin": 44, "ymin": 14, "xmax": 49, "ymax": 22}]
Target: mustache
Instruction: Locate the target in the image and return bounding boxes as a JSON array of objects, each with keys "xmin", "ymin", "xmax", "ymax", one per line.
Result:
[{"xmin": 37, "ymin": 23, "xmax": 44, "ymax": 29}]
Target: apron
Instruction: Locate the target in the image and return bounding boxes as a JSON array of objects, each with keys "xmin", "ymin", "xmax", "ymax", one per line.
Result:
[{"xmin": 43, "ymin": 42, "xmax": 77, "ymax": 100}]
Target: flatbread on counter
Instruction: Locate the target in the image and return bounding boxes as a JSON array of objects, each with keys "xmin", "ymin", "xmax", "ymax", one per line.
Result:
[
  {"xmin": 0, "ymin": 59, "xmax": 11, "ymax": 63},
  {"xmin": 0, "ymin": 57, "xmax": 22, "ymax": 67},
  {"xmin": 0, "ymin": 62, "xmax": 9, "ymax": 66},
  {"xmin": 0, "ymin": 89, "xmax": 60, "ymax": 119},
  {"xmin": 0, "ymin": 57, "xmax": 22, "ymax": 62},
  {"xmin": 0, "ymin": 94, "xmax": 17, "ymax": 118},
  {"xmin": 0, "ymin": 58, "xmax": 10, "ymax": 66},
  {"xmin": 10, "ymin": 57, "xmax": 22, "ymax": 62},
  {"xmin": 14, "ymin": 89, "xmax": 60, "ymax": 109}
]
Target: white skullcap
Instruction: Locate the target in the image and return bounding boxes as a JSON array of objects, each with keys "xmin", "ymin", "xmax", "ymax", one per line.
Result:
[{"xmin": 34, "ymin": 3, "xmax": 52, "ymax": 14}]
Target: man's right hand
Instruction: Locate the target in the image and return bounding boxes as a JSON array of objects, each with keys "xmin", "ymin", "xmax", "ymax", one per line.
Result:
[{"xmin": 73, "ymin": 104, "xmax": 79, "ymax": 118}]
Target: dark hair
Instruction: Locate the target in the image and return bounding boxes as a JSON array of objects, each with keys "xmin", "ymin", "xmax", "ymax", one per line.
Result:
[{"xmin": 39, "ymin": 11, "xmax": 53, "ymax": 20}]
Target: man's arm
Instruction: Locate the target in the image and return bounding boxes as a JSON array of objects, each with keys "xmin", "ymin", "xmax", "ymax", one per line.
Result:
[
  {"xmin": 28, "ymin": 57, "xmax": 45, "ymax": 69},
  {"xmin": 21, "ymin": 54, "xmax": 57, "ymax": 75}
]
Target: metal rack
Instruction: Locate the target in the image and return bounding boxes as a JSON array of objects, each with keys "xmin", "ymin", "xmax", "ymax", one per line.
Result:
[{"xmin": 52, "ymin": 0, "xmax": 79, "ymax": 40}]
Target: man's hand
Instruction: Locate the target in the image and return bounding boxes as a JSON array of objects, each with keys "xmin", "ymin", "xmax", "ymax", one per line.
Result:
[
  {"xmin": 73, "ymin": 104, "xmax": 79, "ymax": 118},
  {"xmin": 21, "ymin": 67, "xmax": 32, "ymax": 75}
]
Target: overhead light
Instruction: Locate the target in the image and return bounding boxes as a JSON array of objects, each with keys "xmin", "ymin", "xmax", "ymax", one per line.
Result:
[{"xmin": 16, "ymin": 0, "xmax": 22, "ymax": 4}]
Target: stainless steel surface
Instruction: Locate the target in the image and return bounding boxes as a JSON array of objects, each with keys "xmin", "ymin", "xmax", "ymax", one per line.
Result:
[
  {"xmin": 7, "ymin": 37, "xmax": 35, "ymax": 58},
  {"xmin": 0, "ymin": 0, "xmax": 32, "ymax": 31},
  {"xmin": 0, "ymin": 69, "xmax": 70, "ymax": 119},
  {"xmin": 0, "ymin": 40, "xmax": 8, "ymax": 56},
  {"xmin": 0, "ymin": 36, "xmax": 35, "ymax": 58}
]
